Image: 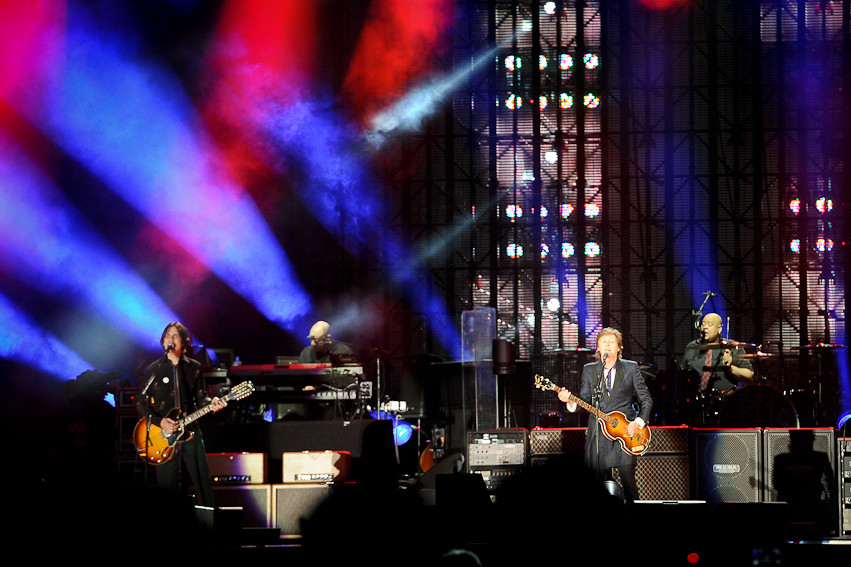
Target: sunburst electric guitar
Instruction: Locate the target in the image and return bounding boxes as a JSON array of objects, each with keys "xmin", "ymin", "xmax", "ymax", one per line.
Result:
[
  {"xmin": 133, "ymin": 381, "xmax": 255, "ymax": 465},
  {"xmin": 534, "ymin": 374, "xmax": 651, "ymax": 456}
]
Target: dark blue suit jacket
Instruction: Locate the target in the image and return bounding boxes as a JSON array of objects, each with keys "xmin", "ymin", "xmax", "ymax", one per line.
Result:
[{"xmin": 577, "ymin": 358, "xmax": 653, "ymax": 468}]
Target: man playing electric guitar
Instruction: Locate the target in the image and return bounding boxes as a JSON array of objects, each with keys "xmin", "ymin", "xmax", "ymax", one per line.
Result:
[
  {"xmin": 558, "ymin": 327, "xmax": 653, "ymax": 504},
  {"xmin": 136, "ymin": 322, "xmax": 227, "ymax": 507}
]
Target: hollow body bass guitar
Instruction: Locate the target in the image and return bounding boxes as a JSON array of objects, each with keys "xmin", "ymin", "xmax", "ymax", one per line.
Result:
[{"xmin": 534, "ymin": 374, "xmax": 651, "ymax": 456}]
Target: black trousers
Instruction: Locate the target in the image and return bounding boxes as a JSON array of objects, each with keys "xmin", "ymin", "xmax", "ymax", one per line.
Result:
[
  {"xmin": 597, "ymin": 463, "xmax": 639, "ymax": 503},
  {"xmin": 155, "ymin": 435, "xmax": 214, "ymax": 507}
]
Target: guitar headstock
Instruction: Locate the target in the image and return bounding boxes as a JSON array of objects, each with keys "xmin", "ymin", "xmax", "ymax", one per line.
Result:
[
  {"xmin": 534, "ymin": 374, "xmax": 556, "ymax": 391},
  {"xmin": 229, "ymin": 381, "xmax": 255, "ymax": 401}
]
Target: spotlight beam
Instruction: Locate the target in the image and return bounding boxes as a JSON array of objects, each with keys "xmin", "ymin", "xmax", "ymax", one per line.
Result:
[
  {"xmin": 0, "ymin": 133, "xmax": 180, "ymax": 348},
  {"xmin": 364, "ymin": 40, "xmax": 514, "ymax": 148},
  {"xmin": 0, "ymin": 291, "xmax": 94, "ymax": 380},
  {"xmin": 20, "ymin": 5, "xmax": 311, "ymax": 329}
]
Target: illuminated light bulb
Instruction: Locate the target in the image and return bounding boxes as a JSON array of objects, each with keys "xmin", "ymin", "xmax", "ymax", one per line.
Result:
[
  {"xmin": 539, "ymin": 54, "xmax": 548, "ymax": 70},
  {"xmin": 585, "ymin": 242, "xmax": 601, "ymax": 257},
  {"xmin": 561, "ymin": 203, "xmax": 575, "ymax": 218},
  {"xmin": 584, "ymin": 93, "xmax": 601, "ymax": 108},
  {"xmin": 560, "ymin": 54, "xmax": 573, "ymax": 70},
  {"xmin": 539, "ymin": 96, "xmax": 549, "ymax": 110},
  {"xmin": 507, "ymin": 243, "xmax": 524, "ymax": 258},
  {"xmin": 560, "ymin": 93, "xmax": 574, "ymax": 109},
  {"xmin": 585, "ymin": 203, "xmax": 601, "ymax": 218},
  {"xmin": 584, "ymin": 53, "xmax": 599, "ymax": 69},
  {"xmin": 816, "ymin": 238, "xmax": 834, "ymax": 252},
  {"xmin": 815, "ymin": 197, "xmax": 833, "ymax": 213},
  {"xmin": 544, "ymin": 1, "xmax": 557, "ymax": 15},
  {"xmin": 562, "ymin": 242, "xmax": 575, "ymax": 258},
  {"xmin": 789, "ymin": 239, "xmax": 801, "ymax": 253},
  {"xmin": 540, "ymin": 205, "xmax": 549, "ymax": 218},
  {"xmin": 545, "ymin": 150, "xmax": 558, "ymax": 164},
  {"xmin": 789, "ymin": 198, "xmax": 801, "ymax": 215},
  {"xmin": 505, "ymin": 94, "xmax": 523, "ymax": 110},
  {"xmin": 541, "ymin": 242, "xmax": 549, "ymax": 259},
  {"xmin": 547, "ymin": 297, "xmax": 560, "ymax": 312},
  {"xmin": 506, "ymin": 204, "xmax": 523, "ymax": 219}
]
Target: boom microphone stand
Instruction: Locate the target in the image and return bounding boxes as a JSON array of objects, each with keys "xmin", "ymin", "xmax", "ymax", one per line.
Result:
[
  {"xmin": 138, "ymin": 356, "xmax": 165, "ymax": 492},
  {"xmin": 592, "ymin": 354, "xmax": 608, "ymax": 491}
]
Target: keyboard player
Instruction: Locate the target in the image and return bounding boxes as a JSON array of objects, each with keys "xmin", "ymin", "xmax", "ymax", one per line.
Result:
[{"xmin": 298, "ymin": 320, "xmax": 354, "ymax": 363}]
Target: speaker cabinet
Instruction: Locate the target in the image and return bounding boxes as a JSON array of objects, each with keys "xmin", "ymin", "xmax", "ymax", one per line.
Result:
[
  {"xmin": 693, "ymin": 428, "xmax": 762, "ymax": 505},
  {"xmin": 634, "ymin": 454, "xmax": 690, "ymax": 500},
  {"xmin": 273, "ymin": 484, "xmax": 335, "ymax": 536},
  {"xmin": 645, "ymin": 425, "xmax": 689, "ymax": 454},
  {"xmin": 529, "ymin": 427, "xmax": 585, "ymax": 457},
  {"xmin": 211, "ymin": 484, "xmax": 271, "ymax": 528},
  {"xmin": 208, "ymin": 452, "xmax": 267, "ymax": 484},
  {"xmin": 762, "ymin": 428, "xmax": 837, "ymax": 536},
  {"xmin": 840, "ymin": 438, "xmax": 851, "ymax": 537}
]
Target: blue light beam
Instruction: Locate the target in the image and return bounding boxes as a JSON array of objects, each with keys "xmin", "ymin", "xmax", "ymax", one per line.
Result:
[
  {"xmin": 19, "ymin": 4, "xmax": 311, "ymax": 329},
  {"xmin": 0, "ymin": 291, "xmax": 94, "ymax": 381},
  {"xmin": 264, "ymin": 98, "xmax": 461, "ymax": 358},
  {"xmin": 0, "ymin": 133, "xmax": 180, "ymax": 348}
]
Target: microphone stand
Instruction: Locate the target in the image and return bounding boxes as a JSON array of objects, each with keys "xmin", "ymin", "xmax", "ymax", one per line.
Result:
[
  {"xmin": 692, "ymin": 290, "xmax": 718, "ymax": 330},
  {"xmin": 138, "ymin": 354, "xmax": 166, "ymax": 493},
  {"xmin": 592, "ymin": 356, "xmax": 608, "ymax": 490}
]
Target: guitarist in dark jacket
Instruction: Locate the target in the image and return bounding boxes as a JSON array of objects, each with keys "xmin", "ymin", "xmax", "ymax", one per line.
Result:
[
  {"xmin": 136, "ymin": 322, "xmax": 226, "ymax": 506},
  {"xmin": 558, "ymin": 327, "xmax": 653, "ymax": 503}
]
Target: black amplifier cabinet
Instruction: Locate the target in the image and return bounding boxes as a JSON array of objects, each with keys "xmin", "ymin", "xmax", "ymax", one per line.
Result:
[
  {"xmin": 467, "ymin": 429, "xmax": 528, "ymax": 492},
  {"xmin": 840, "ymin": 438, "xmax": 851, "ymax": 537}
]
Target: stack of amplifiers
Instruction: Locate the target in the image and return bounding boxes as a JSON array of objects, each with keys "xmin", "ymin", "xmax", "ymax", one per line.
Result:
[
  {"xmin": 841, "ymin": 437, "xmax": 851, "ymax": 537},
  {"xmin": 467, "ymin": 429, "xmax": 528, "ymax": 492},
  {"xmin": 529, "ymin": 425, "xmax": 690, "ymax": 501},
  {"xmin": 694, "ymin": 427, "xmax": 838, "ymax": 516},
  {"xmin": 762, "ymin": 427, "xmax": 837, "ymax": 537},
  {"xmin": 206, "ymin": 451, "xmax": 348, "ymax": 535},
  {"xmin": 693, "ymin": 428, "xmax": 762, "ymax": 505},
  {"xmin": 630, "ymin": 425, "xmax": 690, "ymax": 501},
  {"xmin": 207, "ymin": 453, "xmax": 271, "ymax": 528}
]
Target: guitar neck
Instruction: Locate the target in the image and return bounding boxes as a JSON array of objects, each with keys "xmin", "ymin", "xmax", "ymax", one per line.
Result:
[
  {"xmin": 558, "ymin": 388, "xmax": 614, "ymax": 425},
  {"xmin": 179, "ymin": 391, "xmax": 238, "ymax": 428}
]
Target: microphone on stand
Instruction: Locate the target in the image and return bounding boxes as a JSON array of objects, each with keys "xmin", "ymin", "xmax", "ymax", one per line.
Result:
[{"xmin": 597, "ymin": 352, "xmax": 610, "ymax": 395}]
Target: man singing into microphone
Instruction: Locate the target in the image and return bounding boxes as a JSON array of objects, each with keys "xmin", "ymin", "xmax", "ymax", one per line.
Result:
[
  {"xmin": 136, "ymin": 322, "xmax": 226, "ymax": 506},
  {"xmin": 558, "ymin": 327, "xmax": 653, "ymax": 504}
]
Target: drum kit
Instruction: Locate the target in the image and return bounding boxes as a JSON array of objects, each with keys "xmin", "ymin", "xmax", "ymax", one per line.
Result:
[
  {"xmin": 685, "ymin": 340, "xmax": 845, "ymax": 428},
  {"xmin": 681, "ymin": 292, "xmax": 845, "ymax": 428}
]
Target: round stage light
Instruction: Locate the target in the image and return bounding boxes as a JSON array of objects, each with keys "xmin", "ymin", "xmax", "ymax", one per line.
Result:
[
  {"xmin": 369, "ymin": 411, "xmax": 414, "ymax": 446},
  {"xmin": 837, "ymin": 410, "xmax": 851, "ymax": 431}
]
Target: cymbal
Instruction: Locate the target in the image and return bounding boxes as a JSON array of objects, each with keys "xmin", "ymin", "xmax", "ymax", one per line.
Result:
[
  {"xmin": 698, "ymin": 340, "xmax": 757, "ymax": 350},
  {"xmin": 797, "ymin": 343, "xmax": 846, "ymax": 349},
  {"xmin": 740, "ymin": 351, "xmax": 773, "ymax": 359}
]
